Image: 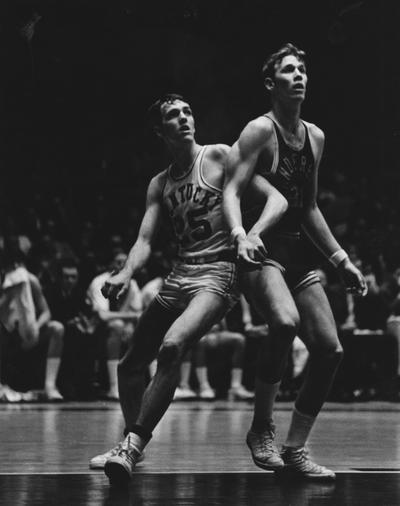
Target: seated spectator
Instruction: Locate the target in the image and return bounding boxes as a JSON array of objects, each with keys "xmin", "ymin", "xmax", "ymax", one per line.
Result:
[
  {"xmin": 383, "ymin": 267, "xmax": 400, "ymax": 394},
  {"xmin": 339, "ymin": 265, "xmax": 395, "ymax": 401},
  {"xmin": 194, "ymin": 318, "xmax": 254, "ymax": 401},
  {"xmin": 175, "ymin": 316, "xmax": 254, "ymax": 401},
  {"xmin": 45, "ymin": 259, "xmax": 96, "ymax": 399},
  {"xmin": 86, "ymin": 250, "xmax": 142, "ymax": 399},
  {"xmin": 0, "ymin": 241, "xmax": 64, "ymax": 400},
  {"xmin": 353, "ymin": 268, "xmax": 389, "ymax": 331}
]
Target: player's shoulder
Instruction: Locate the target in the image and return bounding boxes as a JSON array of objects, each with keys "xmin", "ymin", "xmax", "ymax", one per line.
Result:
[
  {"xmin": 303, "ymin": 120, "xmax": 325, "ymax": 143},
  {"xmin": 28, "ymin": 272, "xmax": 41, "ymax": 289},
  {"xmin": 149, "ymin": 169, "xmax": 168, "ymax": 191},
  {"xmin": 205, "ymin": 143, "xmax": 231, "ymax": 162},
  {"xmin": 242, "ymin": 115, "xmax": 275, "ymax": 141}
]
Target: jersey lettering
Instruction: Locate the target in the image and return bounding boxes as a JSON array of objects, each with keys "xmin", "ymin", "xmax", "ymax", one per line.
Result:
[
  {"xmin": 163, "ymin": 145, "xmax": 231, "ymax": 257},
  {"xmin": 166, "ymin": 184, "xmax": 219, "ymax": 213}
]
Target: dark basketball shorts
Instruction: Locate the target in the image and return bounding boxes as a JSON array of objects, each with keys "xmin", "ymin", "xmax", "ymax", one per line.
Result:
[
  {"xmin": 155, "ymin": 261, "xmax": 239, "ymax": 312},
  {"xmin": 258, "ymin": 233, "xmax": 320, "ymax": 294}
]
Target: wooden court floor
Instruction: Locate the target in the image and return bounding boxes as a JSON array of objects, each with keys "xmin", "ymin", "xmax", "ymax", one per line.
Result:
[{"xmin": 1, "ymin": 400, "xmax": 400, "ymax": 505}]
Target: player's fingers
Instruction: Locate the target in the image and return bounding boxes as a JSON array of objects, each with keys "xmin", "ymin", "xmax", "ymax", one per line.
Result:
[
  {"xmin": 257, "ymin": 244, "xmax": 268, "ymax": 259},
  {"xmin": 359, "ymin": 276, "xmax": 368, "ymax": 296},
  {"xmin": 116, "ymin": 286, "xmax": 127, "ymax": 300},
  {"xmin": 239, "ymin": 252, "xmax": 261, "ymax": 267}
]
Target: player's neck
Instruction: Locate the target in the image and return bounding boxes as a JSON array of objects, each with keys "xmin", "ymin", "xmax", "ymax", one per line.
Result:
[
  {"xmin": 271, "ymin": 101, "xmax": 302, "ymax": 134},
  {"xmin": 171, "ymin": 142, "xmax": 202, "ymax": 176}
]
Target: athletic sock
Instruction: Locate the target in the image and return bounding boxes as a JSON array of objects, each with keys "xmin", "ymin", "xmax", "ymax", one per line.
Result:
[
  {"xmin": 231, "ymin": 368, "xmax": 242, "ymax": 389},
  {"xmin": 284, "ymin": 408, "xmax": 316, "ymax": 448},
  {"xmin": 126, "ymin": 424, "xmax": 152, "ymax": 453},
  {"xmin": 180, "ymin": 361, "xmax": 192, "ymax": 389},
  {"xmin": 196, "ymin": 367, "xmax": 211, "ymax": 390},
  {"xmin": 45, "ymin": 357, "xmax": 61, "ymax": 391}
]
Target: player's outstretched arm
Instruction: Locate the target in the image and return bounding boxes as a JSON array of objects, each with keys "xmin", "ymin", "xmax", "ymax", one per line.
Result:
[
  {"xmin": 102, "ymin": 175, "xmax": 165, "ymax": 300},
  {"xmin": 301, "ymin": 125, "xmax": 367, "ymax": 296}
]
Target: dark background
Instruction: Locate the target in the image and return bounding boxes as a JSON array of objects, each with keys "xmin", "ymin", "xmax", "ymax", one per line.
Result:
[{"xmin": 1, "ymin": 0, "xmax": 399, "ymax": 261}]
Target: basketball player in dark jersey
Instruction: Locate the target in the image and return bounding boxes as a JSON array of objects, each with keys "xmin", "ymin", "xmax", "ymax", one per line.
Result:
[
  {"xmin": 95, "ymin": 94, "xmax": 287, "ymax": 485},
  {"xmin": 223, "ymin": 44, "xmax": 367, "ymax": 480}
]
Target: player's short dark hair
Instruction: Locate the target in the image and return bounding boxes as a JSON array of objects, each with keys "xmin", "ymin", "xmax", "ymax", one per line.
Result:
[
  {"xmin": 262, "ymin": 43, "xmax": 306, "ymax": 81},
  {"xmin": 147, "ymin": 93, "xmax": 187, "ymax": 131}
]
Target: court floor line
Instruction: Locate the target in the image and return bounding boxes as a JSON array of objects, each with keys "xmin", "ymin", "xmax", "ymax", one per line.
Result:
[{"xmin": 1, "ymin": 470, "xmax": 400, "ymax": 476}]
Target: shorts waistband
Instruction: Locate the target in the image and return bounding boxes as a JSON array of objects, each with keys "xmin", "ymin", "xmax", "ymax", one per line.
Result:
[{"xmin": 179, "ymin": 250, "xmax": 236, "ymax": 265}]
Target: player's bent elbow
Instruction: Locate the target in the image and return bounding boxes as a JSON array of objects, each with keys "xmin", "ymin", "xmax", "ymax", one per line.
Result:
[{"xmin": 278, "ymin": 194, "xmax": 289, "ymax": 214}]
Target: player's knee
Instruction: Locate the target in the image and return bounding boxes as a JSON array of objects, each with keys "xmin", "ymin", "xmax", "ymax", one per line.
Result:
[
  {"xmin": 46, "ymin": 320, "xmax": 65, "ymax": 340},
  {"xmin": 230, "ymin": 332, "xmax": 245, "ymax": 346},
  {"xmin": 106, "ymin": 319, "xmax": 125, "ymax": 335},
  {"xmin": 309, "ymin": 341, "xmax": 343, "ymax": 365},
  {"xmin": 270, "ymin": 315, "xmax": 298, "ymax": 342},
  {"xmin": 157, "ymin": 341, "xmax": 182, "ymax": 368}
]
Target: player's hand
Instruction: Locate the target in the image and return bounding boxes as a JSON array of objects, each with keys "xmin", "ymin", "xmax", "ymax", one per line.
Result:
[
  {"xmin": 244, "ymin": 322, "xmax": 269, "ymax": 338},
  {"xmin": 337, "ymin": 258, "xmax": 368, "ymax": 297},
  {"xmin": 101, "ymin": 270, "xmax": 131, "ymax": 300},
  {"xmin": 236, "ymin": 232, "xmax": 268, "ymax": 268}
]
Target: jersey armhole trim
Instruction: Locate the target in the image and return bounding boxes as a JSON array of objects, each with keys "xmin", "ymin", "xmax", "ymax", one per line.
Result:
[
  {"xmin": 199, "ymin": 145, "xmax": 222, "ymax": 193},
  {"xmin": 263, "ymin": 114, "xmax": 279, "ymax": 175}
]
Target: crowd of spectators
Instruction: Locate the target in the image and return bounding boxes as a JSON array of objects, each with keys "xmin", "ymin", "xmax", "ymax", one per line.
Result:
[{"xmin": 1, "ymin": 166, "xmax": 400, "ymax": 403}]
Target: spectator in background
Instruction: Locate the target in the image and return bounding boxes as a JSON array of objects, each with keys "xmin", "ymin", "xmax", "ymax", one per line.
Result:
[
  {"xmin": 86, "ymin": 250, "xmax": 142, "ymax": 399},
  {"xmin": 385, "ymin": 267, "xmax": 400, "ymax": 393},
  {"xmin": 353, "ymin": 265, "xmax": 389, "ymax": 331},
  {"xmin": 45, "ymin": 259, "xmax": 96, "ymax": 399},
  {"xmin": 0, "ymin": 241, "xmax": 64, "ymax": 400},
  {"xmin": 192, "ymin": 318, "xmax": 254, "ymax": 401}
]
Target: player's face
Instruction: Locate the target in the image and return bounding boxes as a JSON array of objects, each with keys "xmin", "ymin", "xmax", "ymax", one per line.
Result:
[
  {"xmin": 160, "ymin": 100, "xmax": 195, "ymax": 144},
  {"xmin": 272, "ymin": 55, "xmax": 307, "ymax": 102}
]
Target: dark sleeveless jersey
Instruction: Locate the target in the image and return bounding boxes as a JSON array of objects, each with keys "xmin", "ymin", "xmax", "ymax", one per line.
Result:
[{"xmin": 244, "ymin": 115, "xmax": 315, "ymax": 236}]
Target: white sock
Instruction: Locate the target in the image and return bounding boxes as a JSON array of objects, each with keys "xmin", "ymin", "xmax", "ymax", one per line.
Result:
[
  {"xmin": 107, "ymin": 359, "xmax": 119, "ymax": 394},
  {"xmin": 284, "ymin": 408, "xmax": 316, "ymax": 448},
  {"xmin": 196, "ymin": 367, "xmax": 211, "ymax": 390},
  {"xmin": 127, "ymin": 432, "xmax": 147, "ymax": 453},
  {"xmin": 45, "ymin": 358, "xmax": 60, "ymax": 391},
  {"xmin": 180, "ymin": 362, "xmax": 192, "ymax": 389},
  {"xmin": 231, "ymin": 368, "xmax": 242, "ymax": 389}
]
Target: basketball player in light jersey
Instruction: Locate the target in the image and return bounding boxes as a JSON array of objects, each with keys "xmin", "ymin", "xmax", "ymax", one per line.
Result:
[
  {"xmin": 223, "ymin": 44, "xmax": 367, "ymax": 480},
  {"xmin": 96, "ymin": 94, "xmax": 287, "ymax": 485}
]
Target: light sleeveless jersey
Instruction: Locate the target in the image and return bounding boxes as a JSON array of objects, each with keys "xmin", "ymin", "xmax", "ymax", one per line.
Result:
[{"xmin": 162, "ymin": 145, "xmax": 231, "ymax": 259}]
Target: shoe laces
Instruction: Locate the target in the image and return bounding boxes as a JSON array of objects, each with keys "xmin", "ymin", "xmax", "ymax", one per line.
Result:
[
  {"xmin": 107, "ymin": 443, "xmax": 122, "ymax": 458},
  {"xmin": 252, "ymin": 426, "xmax": 277, "ymax": 453},
  {"xmin": 285, "ymin": 447, "xmax": 326, "ymax": 474},
  {"xmin": 118, "ymin": 434, "xmax": 140, "ymax": 464}
]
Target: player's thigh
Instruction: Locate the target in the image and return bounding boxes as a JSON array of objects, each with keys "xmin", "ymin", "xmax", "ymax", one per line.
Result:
[
  {"xmin": 122, "ymin": 299, "xmax": 178, "ymax": 365},
  {"xmin": 240, "ymin": 265, "xmax": 299, "ymax": 327},
  {"xmin": 294, "ymin": 282, "xmax": 341, "ymax": 352},
  {"xmin": 163, "ymin": 291, "xmax": 228, "ymax": 350}
]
